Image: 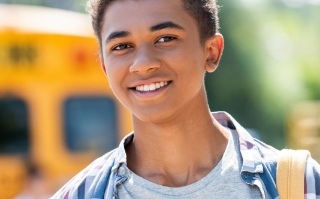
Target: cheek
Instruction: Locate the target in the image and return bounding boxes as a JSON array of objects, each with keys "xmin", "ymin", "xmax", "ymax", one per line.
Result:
[
  {"xmin": 171, "ymin": 47, "xmax": 206, "ymax": 91},
  {"xmin": 105, "ymin": 59, "xmax": 129, "ymax": 97},
  {"xmin": 167, "ymin": 47, "xmax": 204, "ymax": 75},
  {"xmin": 105, "ymin": 67, "xmax": 121, "ymax": 91},
  {"xmin": 105, "ymin": 56, "xmax": 127, "ymax": 80},
  {"xmin": 106, "ymin": 71, "xmax": 129, "ymax": 109}
]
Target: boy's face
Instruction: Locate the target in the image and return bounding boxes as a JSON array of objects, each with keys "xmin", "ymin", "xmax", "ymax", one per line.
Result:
[{"xmin": 100, "ymin": 0, "xmax": 222, "ymax": 122}]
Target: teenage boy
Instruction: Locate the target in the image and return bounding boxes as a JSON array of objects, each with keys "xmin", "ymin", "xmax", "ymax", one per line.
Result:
[{"xmin": 51, "ymin": 0, "xmax": 320, "ymax": 198}]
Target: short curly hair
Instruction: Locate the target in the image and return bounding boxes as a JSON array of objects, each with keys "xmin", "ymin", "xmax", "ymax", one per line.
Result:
[{"xmin": 87, "ymin": 0, "xmax": 220, "ymax": 46}]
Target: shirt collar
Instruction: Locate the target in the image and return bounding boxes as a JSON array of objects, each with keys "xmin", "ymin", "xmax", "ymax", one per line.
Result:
[
  {"xmin": 112, "ymin": 132, "xmax": 133, "ymax": 172},
  {"xmin": 113, "ymin": 112, "xmax": 263, "ymax": 174},
  {"xmin": 212, "ymin": 111, "xmax": 264, "ymax": 173}
]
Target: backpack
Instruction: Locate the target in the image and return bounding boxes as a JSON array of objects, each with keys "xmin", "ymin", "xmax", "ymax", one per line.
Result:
[{"xmin": 276, "ymin": 149, "xmax": 310, "ymax": 199}]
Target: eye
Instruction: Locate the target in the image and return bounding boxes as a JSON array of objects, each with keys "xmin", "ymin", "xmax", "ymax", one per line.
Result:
[
  {"xmin": 112, "ymin": 43, "xmax": 132, "ymax": 51},
  {"xmin": 157, "ymin": 36, "xmax": 176, "ymax": 43}
]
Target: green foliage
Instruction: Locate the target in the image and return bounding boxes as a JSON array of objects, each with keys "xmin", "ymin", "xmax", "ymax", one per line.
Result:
[{"xmin": 206, "ymin": 0, "xmax": 320, "ymax": 148}]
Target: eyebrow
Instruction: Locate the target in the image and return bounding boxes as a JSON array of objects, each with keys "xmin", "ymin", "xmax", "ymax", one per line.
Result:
[
  {"xmin": 105, "ymin": 31, "xmax": 130, "ymax": 44},
  {"xmin": 150, "ymin": 21, "xmax": 185, "ymax": 32},
  {"xmin": 105, "ymin": 21, "xmax": 184, "ymax": 44}
]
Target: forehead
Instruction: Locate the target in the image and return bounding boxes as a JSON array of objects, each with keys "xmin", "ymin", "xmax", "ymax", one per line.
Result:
[
  {"xmin": 101, "ymin": 0, "xmax": 195, "ymax": 38},
  {"xmin": 105, "ymin": 0, "xmax": 184, "ymax": 19}
]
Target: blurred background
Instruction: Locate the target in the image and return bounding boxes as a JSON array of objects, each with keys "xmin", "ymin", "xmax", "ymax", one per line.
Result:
[
  {"xmin": 0, "ymin": 0, "xmax": 319, "ymax": 198},
  {"xmin": 208, "ymin": 0, "xmax": 320, "ymax": 150}
]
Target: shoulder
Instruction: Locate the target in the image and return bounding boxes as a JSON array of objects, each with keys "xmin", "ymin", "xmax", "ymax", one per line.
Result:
[
  {"xmin": 305, "ymin": 157, "xmax": 320, "ymax": 196},
  {"xmin": 253, "ymin": 139, "xmax": 320, "ymax": 177},
  {"xmin": 251, "ymin": 139, "xmax": 279, "ymax": 187},
  {"xmin": 50, "ymin": 148, "xmax": 118, "ymax": 199},
  {"xmin": 253, "ymin": 138, "xmax": 279, "ymax": 168},
  {"xmin": 254, "ymin": 139, "xmax": 320, "ymax": 197}
]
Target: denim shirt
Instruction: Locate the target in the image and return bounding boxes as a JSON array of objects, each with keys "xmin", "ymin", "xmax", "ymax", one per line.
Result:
[{"xmin": 51, "ymin": 112, "xmax": 320, "ymax": 199}]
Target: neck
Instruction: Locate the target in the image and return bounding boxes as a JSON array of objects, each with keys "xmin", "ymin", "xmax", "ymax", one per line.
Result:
[{"xmin": 126, "ymin": 99, "xmax": 229, "ymax": 187}]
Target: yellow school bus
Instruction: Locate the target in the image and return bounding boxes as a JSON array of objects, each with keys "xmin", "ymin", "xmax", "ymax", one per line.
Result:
[{"xmin": 0, "ymin": 4, "xmax": 132, "ymax": 198}]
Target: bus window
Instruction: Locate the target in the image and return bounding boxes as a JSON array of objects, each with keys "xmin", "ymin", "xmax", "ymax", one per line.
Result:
[
  {"xmin": 0, "ymin": 97, "xmax": 29, "ymax": 154},
  {"xmin": 64, "ymin": 96, "xmax": 118, "ymax": 154}
]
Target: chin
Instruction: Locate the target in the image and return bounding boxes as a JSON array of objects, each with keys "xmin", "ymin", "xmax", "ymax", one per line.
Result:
[{"xmin": 132, "ymin": 109, "xmax": 174, "ymax": 125}]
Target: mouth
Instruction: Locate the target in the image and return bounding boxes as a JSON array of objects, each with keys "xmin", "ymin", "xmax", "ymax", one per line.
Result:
[{"xmin": 130, "ymin": 81, "xmax": 171, "ymax": 92}]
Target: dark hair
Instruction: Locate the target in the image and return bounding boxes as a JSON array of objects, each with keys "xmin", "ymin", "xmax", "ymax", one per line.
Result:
[{"xmin": 87, "ymin": 0, "xmax": 220, "ymax": 46}]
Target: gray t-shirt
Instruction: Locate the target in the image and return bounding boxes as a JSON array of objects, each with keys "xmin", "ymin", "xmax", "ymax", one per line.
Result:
[{"xmin": 118, "ymin": 129, "xmax": 262, "ymax": 198}]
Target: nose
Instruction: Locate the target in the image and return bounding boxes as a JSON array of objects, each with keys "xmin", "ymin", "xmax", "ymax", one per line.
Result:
[{"xmin": 129, "ymin": 45, "xmax": 161, "ymax": 74}]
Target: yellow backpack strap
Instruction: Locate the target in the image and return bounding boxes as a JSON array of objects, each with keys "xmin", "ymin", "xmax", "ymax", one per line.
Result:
[{"xmin": 276, "ymin": 149, "xmax": 310, "ymax": 199}]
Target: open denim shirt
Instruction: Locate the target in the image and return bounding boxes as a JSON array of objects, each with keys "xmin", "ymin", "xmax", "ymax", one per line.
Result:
[{"xmin": 51, "ymin": 112, "xmax": 320, "ymax": 199}]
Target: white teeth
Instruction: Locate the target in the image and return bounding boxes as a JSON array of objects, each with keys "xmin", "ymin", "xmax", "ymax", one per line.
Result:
[
  {"xmin": 149, "ymin": 84, "xmax": 156, "ymax": 91},
  {"xmin": 143, "ymin": 84, "xmax": 149, "ymax": 91},
  {"xmin": 135, "ymin": 81, "xmax": 169, "ymax": 92}
]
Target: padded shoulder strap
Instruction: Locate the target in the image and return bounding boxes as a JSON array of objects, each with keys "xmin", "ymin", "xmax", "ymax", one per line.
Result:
[{"xmin": 276, "ymin": 149, "xmax": 310, "ymax": 199}]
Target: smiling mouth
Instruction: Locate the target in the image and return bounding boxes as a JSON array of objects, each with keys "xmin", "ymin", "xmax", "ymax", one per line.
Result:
[{"xmin": 132, "ymin": 81, "xmax": 171, "ymax": 92}]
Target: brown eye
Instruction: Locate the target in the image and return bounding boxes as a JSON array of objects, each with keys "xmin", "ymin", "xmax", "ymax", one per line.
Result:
[
  {"xmin": 157, "ymin": 36, "xmax": 176, "ymax": 43},
  {"xmin": 112, "ymin": 44, "xmax": 131, "ymax": 51}
]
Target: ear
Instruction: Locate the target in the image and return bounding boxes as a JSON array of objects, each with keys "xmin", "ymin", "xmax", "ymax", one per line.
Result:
[{"xmin": 204, "ymin": 33, "xmax": 224, "ymax": 73}]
